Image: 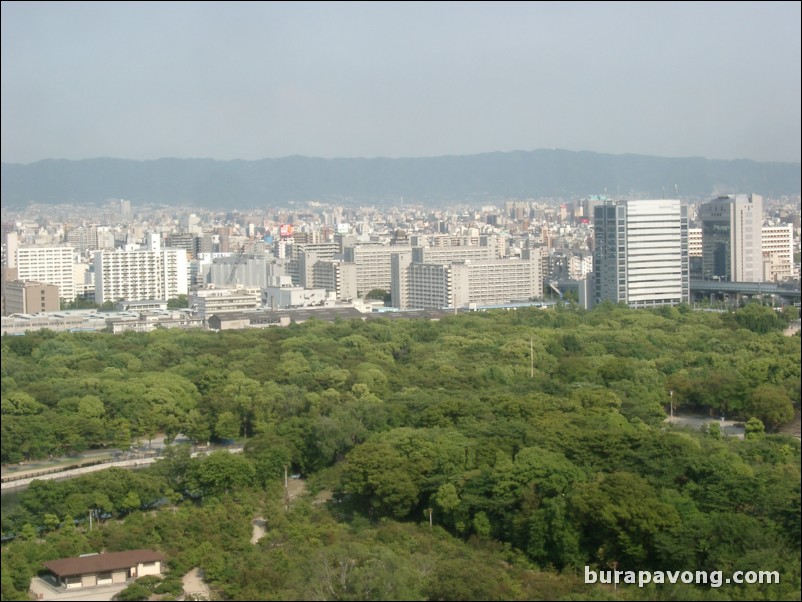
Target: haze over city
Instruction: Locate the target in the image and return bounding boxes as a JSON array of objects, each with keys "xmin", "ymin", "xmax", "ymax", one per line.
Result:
[{"xmin": 2, "ymin": 1, "xmax": 800, "ymax": 165}]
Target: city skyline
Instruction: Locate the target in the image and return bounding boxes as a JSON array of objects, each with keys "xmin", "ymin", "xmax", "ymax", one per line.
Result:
[{"xmin": 2, "ymin": 2, "xmax": 800, "ymax": 165}]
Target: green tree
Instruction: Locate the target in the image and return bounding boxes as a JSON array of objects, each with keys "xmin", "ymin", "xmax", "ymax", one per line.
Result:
[
  {"xmin": 745, "ymin": 417, "xmax": 766, "ymax": 439},
  {"xmin": 735, "ymin": 303, "xmax": 785, "ymax": 334},
  {"xmin": 365, "ymin": 289, "xmax": 391, "ymax": 305},
  {"xmin": 167, "ymin": 294, "xmax": 189, "ymax": 309},
  {"xmin": 114, "ymin": 583, "xmax": 151, "ymax": 601},
  {"xmin": 570, "ymin": 472, "xmax": 679, "ymax": 567},
  {"xmin": 1, "ymin": 391, "xmax": 45, "ymax": 415},
  {"xmin": 342, "ymin": 442, "xmax": 421, "ymax": 518},
  {"xmin": 186, "ymin": 451, "xmax": 255, "ymax": 497},
  {"xmin": 215, "ymin": 411, "xmax": 241, "ymax": 441},
  {"xmin": 119, "ymin": 491, "xmax": 142, "ymax": 515},
  {"xmin": 184, "ymin": 409, "xmax": 211, "ymax": 445},
  {"xmin": 245, "ymin": 432, "xmax": 296, "ymax": 488},
  {"xmin": 747, "ymin": 385, "xmax": 795, "ymax": 430}
]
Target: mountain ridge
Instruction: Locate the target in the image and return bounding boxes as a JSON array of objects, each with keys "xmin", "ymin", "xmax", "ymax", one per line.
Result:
[{"xmin": 2, "ymin": 149, "xmax": 799, "ymax": 208}]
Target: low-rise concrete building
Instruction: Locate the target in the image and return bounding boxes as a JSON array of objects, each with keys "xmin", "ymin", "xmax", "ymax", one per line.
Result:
[{"xmin": 40, "ymin": 549, "xmax": 164, "ymax": 590}]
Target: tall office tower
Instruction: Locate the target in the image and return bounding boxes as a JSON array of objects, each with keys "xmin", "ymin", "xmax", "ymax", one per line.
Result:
[
  {"xmin": 15, "ymin": 245, "xmax": 77, "ymax": 301},
  {"xmin": 699, "ymin": 194, "xmax": 763, "ymax": 282},
  {"xmin": 593, "ymin": 199, "xmax": 688, "ymax": 308}
]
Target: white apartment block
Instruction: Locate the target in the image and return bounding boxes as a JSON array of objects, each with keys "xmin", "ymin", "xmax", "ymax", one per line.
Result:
[
  {"xmin": 568, "ymin": 253, "xmax": 594, "ymax": 280},
  {"xmin": 412, "ymin": 245, "xmax": 496, "ymax": 264},
  {"xmin": 761, "ymin": 224, "xmax": 795, "ymax": 282},
  {"xmin": 459, "ymin": 258, "xmax": 543, "ymax": 307},
  {"xmin": 408, "ymin": 263, "xmax": 458, "ymax": 309},
  {"xmin": 344, "ymin": 244, "xmax": 412, "ymax": 296},
  {"xmin": 94, "ymin": 244, "xmax": 187, "ymax": 305},
  {"xmin": 297, "ymin": 243, "xmax": 341, "ymax": 288},
  {"xmin": 15, "ymin": 245, "xmax": 77, "ymax": 301},
  {"xmin": 392, "ymin": 254, "xmax": 542, "ymax": 310},
  {"xmin": 312, "ymin": 260, "xmax": 358, "ymax": 301}
]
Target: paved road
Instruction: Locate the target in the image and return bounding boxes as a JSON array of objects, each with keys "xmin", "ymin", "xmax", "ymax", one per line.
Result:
[
  {"xmin": 2, "ymin": 446, "xmax": 244, "ymax": 491},
  {"xmin": 1, "ymin": 434, "xmax": 196, "ymax": 482},
  {"xmin": 666, "ymin": 414, "xmax": 745, "ymax": 439}
]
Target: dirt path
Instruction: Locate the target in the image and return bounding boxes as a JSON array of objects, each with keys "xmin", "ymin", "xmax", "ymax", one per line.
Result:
[
  {"xmin": 251, "ymin": 518, "xmax": 267, "ymax": 544},
  {"xmin": 181, "ymin": 567, "xmax": 211, "ymax": 600},
  {"xmin": 286, "ymin": 478, "xmax": 306, "ymax": 500}
]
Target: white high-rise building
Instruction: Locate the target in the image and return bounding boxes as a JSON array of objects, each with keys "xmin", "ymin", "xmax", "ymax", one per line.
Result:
[
  {"xmin": 15, "ymin": 245, "xmax": 76, "ymax": 301},
  {"xmin": 593, "ymin": 199, "xmax": 689, "ymax": 308},
  {"xmin": 761, "ymin": 224, "xmax": 795, "ymax": 282},
  {"xmin": 699, "ymin": 194, "xmax": 763, "ymax": 282},
  {"xmin": 94, "ymin": 238, "xmax": 187, "ymax": 305}
]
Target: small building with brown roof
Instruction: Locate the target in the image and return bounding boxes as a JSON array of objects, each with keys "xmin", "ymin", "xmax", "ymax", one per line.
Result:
[{"xmin": 42, "ymin": 549, "xmax": 164, "ymax": 589}]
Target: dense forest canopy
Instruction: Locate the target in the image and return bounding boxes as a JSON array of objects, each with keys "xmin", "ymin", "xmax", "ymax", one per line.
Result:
[{"xmin": 1, "ymin": 303, "xmax": 800, "ymax": 600}]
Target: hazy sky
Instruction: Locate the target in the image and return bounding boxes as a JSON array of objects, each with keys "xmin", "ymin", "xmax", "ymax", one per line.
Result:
[{"xmin": 2, "ymin": 1, "xmax": 800, "ymax": 164}]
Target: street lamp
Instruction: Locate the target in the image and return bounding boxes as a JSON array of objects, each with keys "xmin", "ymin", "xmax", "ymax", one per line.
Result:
[{"xmin": 669, "ymin": 390, "xmax": 674, "ymax": 419}]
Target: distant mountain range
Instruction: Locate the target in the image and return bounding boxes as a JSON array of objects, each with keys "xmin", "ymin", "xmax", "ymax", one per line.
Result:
[{"xmin": 1, "ymin": 150, "xmax": 799, "ymax": 209}]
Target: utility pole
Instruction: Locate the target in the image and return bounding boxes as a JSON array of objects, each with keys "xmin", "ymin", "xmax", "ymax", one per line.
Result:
[
  {"xmin": 284, "ymin": 465, "xmax": 290, "ymax": 511},
  {"xmin": 530, "ymin": 338, "xmax": 534, "ymax": 379}
]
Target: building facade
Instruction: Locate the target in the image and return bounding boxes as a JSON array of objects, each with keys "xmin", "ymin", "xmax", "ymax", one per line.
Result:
[
  {"xmin": 93, "ymin": 239, "xmax": 187, "ymax": 305},
  {"xmin": 593, "ymin": 199, "xmax": 689, "ymax": 308},
  {"xmin": 761, "ymin": 224, "xmax": 795, "ymax": 282},
  {"xmin": 312, "ymin": 259, "xmax": 358, "ymax": 301},
  {"xmin": 15, "ymin": 245, "xmax": 76, "ymax": 301},
  {"xmin": 4, "ymin": 280, "xmax": 60, "ymax": 315},
  {"xmin": 392, "ymin": 254, "xmax": 542, "ymax": 310},
  {"xmin": 699, "ymin": 194, "xmax": 763, "ymax": 282},
  {"xmin": 344, "ymin": 244, "xmax": 412, "ymax": 297}
]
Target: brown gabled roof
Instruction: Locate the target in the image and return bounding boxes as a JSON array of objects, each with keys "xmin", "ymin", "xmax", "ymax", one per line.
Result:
[{"xmin": 43, "ymin": 549, "xmax": 164, "ymax": 577}]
